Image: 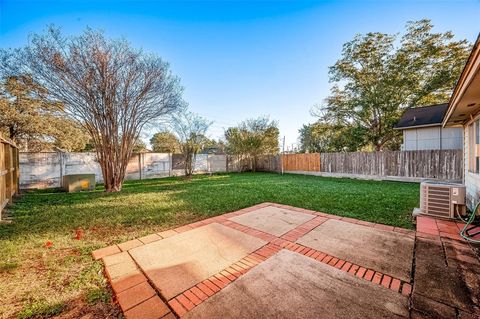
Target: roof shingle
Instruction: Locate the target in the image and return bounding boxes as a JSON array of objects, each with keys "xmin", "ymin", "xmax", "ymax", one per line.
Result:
[{"xmin": 395, "ymin": 103, "xmax": 449, "ymax": 129}]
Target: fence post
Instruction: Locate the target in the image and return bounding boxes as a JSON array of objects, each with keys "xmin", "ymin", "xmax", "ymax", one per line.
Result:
[
  {"xmin": 12, "ymin": 148, "xmax": 19, "ymax": 196},
  {"xmin": 5, "ymin": 145, "xmax": 12, "ymax": 205},
  {"xmin": 138, "ymin": 153, "xmax": 142, "ymax": 180},
  {"xmin": 281, "ymin": 154, "xmax": 284, "ymax": 174},
  {"xmin": 58, "ymin": 151, "xmax": 65, "ymax": 188},
  {"xmin": 207, "ymin": 154, "xmax": 211, "ymax": 173},
  {"xmin": 0, "ymin": 134, "xmax": 19, "ymax": 220}
]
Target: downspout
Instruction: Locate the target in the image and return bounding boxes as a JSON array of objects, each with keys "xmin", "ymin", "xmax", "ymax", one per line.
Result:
[{"xmin": 439, "ymin": 126, "xmax": 442, "ymax": 180}]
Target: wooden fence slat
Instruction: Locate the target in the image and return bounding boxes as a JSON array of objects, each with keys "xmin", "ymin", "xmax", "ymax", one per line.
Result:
[
  {"xmin": 0, "ymin": 133, "xmax": 19, "ymax": 218},
  {"xmin": 282, "ymin": 150, "xmax": 462, "ymax": 181},
  {"xmin": 281, "ymin": 153, "xmax": 321, "ymax": 172}
]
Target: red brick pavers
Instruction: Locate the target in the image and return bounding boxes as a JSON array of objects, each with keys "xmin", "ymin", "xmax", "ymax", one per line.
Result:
[
  {"xmin": 124, "ymin": 296, "xmax": 171, "ymax": 319},
  {"xmin": 415, "ymin": 215, "xmax": 478, "ymax": 242},
  {"xmin": 414, "ymin": 214, "xmax": 480, "ymax": 317},
  {"xmin": 93, "ymin": 202, "xmax": 419, "ymax": 318},
  {"xmin": 417, "ymin": 215, "xmax": 472, "ymax": 243},
  {"xmin": 168, "ymin": 243, "xmax": 281, "ymax": 316},
  {"xmin": 91, "ymin": 244, "xmax": 121, "ymax": 260}
]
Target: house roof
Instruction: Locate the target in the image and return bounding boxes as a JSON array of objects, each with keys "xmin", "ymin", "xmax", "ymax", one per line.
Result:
[
  {"xmin": 443, "ymin": 34, "xmax": 480, "ymax": 126},
  {"xmin": 395, "ymin": 103, "xmax": 449, "ymax": 129}
]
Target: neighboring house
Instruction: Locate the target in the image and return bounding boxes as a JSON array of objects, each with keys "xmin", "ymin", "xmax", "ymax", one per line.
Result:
[
  {"xmin": 443, "ymin": 34, "xmax": 480, "ymax": 209},
  {"xmin": 395, "ymin": 103, "xmax": 463, "ymax": 150}
]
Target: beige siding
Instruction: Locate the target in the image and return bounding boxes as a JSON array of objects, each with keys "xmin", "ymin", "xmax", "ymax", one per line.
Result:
[
  {"xmin": 442, "ymin": 127, "xmax": 464, "ymax": 149},
  {"xmin": 402, "ymin": 126, "xmax": 463, "ymax": 151},
  {"xmin": 463, "ymin": 126, "xmax": 480, "ymax": 209}
]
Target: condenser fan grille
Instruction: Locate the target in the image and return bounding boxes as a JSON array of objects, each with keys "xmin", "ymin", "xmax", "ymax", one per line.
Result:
[
  {"xmin": 419, "ymin": 182, "xmax": 466, "ymax": 219},
  {"xmin": 424, "ymin": 186, "xmax": 451, "ymax": 218}
]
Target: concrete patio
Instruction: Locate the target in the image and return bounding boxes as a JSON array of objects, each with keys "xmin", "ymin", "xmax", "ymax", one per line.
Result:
[{"xmin": 92, "ymin": 203, "xmax": 480, "ymax": 319}]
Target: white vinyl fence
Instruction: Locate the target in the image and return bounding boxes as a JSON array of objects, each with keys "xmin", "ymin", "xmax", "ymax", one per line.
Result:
[{"xmin": 20, "ymin": 152, "xmax": 228, "ymax": 189}]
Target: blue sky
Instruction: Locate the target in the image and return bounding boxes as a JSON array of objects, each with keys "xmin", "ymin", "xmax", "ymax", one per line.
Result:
[{"xmin": 1, "ymin": 0, "xmax": 479, "ymax": 149}]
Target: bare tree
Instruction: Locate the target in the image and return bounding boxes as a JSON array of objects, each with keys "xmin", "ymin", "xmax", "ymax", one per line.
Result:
[
  {"xmin": 171, "ymin": 111, "xmax": 212, "ymax": 177},
  {"xmin": 0, "ymin": 26, "xmax": 183, "ymax": 191}
]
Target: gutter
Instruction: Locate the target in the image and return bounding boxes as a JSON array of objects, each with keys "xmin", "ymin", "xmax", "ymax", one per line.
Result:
[
  {"xmin": 443, "ymin": 34, "xmax": 480, "ymax": 127},
  {"xmin": 394, "ymin": 123, "xmax": 442, "ymax": 130}
]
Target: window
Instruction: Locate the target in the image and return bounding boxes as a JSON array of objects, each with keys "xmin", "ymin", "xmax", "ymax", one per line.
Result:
[{"xmin": 469, "ymin": 119, "xmax": 480, "ymax": 174}]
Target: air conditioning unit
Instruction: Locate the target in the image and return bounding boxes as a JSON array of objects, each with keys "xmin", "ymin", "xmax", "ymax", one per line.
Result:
[{"xmin": 420, "ymin": 181, "xmax": 466, "ymax": 219}]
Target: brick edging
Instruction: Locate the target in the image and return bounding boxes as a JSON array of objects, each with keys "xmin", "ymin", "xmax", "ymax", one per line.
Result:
[
  {"xmin": 167, "ymin": 243, "xmax": 282, "ymax": 316},
  {"xmin": 92, "ymin": 202, "xmax": 416, "ymax": 318},
  {"xmin": 166, "ymin": 204, "xmax": 414, "ymax": 317},
  {"xmin": 217, "ymin": 209, "xmax": 413, "ymax": 292}
]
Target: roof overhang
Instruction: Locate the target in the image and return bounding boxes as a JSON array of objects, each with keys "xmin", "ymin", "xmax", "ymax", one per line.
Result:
[
  {"xmin": 394, "ymin": 123, "xmax": 442, "ymax": 130},
  {"xmin": 443, "ymin": 34, "xmax": 480, "ymax": 127}
]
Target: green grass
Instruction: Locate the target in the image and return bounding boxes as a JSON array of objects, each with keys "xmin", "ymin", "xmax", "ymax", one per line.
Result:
[
  {"xmin": 0, "ymin": 172, "xmax": 419, "ymax": 318},
  {"xmin": 17, "ymin": 301, "xmax": 65, "ymax": 319}
]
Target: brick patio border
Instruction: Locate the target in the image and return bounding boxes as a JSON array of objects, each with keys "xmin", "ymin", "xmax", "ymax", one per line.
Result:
[
  {"xmin": 93, "ymin": 202, "xmax": 420, "ymax": 318},
  {"xmin": 416, "ymin": 215, "xmax": 480, "ymax": 266}
]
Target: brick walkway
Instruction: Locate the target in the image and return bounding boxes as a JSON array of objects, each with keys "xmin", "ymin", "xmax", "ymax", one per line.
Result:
[
  {"xmin": 92, "ymin": 203, "xmax": 480, "ymax": 318},
  {"xmin": 414, "ymin": 215, "xmax": 480, "ymax": 317}
]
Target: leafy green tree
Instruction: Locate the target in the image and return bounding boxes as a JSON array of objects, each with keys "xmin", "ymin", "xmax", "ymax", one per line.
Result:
[
  {"xmin": 200, "ymin": 138, "xmax": 226, "ymax": 154},
  {"xmin": 132, "ymin": 139, "xmax": 148, "ymax": 153},
  {"xmin": 225, "ymin": 117, "xmax": 279, "ymax": 171},
  {"xmin": 0, "ymin": 75, "xmax": 89, "ymax": 151},
  {"xmin": 150, "ymin": 131, "xmax": 180, "ymax": 153},
  {"xmin": 312, "ymin": 19, "xmax": 470, "ymax": 151},
  {"xmin": 299, "ymin": 122, "xmax": 368, "ymax": 153}
]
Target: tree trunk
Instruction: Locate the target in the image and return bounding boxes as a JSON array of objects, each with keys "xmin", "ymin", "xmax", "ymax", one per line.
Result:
[
  {"xmin": 9, "ymin": 126, "xmax": 15, "ymax": 141},
  {"xmin": 184, "ymin": 150, "xmax": 193, "ymax": 178},
  {"xmin": 97, "ymin": 146, "xmax": 128, "ymax": 192}
]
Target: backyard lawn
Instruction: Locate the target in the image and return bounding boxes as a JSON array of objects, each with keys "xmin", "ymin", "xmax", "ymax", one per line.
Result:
[{"xmin": 0, "ymin": 172, "xmax": 419, "ymax": 318}]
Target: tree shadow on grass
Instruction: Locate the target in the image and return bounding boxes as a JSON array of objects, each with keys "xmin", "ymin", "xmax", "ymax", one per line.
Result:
[{"xmin": 0, "ymin": 172, "xmax": 419, "ymax": 242}]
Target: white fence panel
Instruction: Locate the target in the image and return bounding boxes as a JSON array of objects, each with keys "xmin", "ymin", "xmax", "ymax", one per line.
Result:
[{"xmin": 20, "ymin": 152, "xmax": 228, "ymax": 189}]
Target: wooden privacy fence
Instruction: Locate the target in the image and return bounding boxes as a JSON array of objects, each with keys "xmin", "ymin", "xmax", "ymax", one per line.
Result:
[
  {"xmin": 279, "ymin": 150, "xmax": 463, "ymax": 182},
  {"xmin": 282, "ymin": 153, "xmax": 320, "ymax": 172},
  {"xmin": 1, "ymin": 134, "xmax": 19, "ymax": 218},
  {"xmin": 320, "ymin": 150, "xmax": 463, "ymax": 181},
  {"xmin": 226, "ymin": 155, "xmax": 281, "ymax": 172}
]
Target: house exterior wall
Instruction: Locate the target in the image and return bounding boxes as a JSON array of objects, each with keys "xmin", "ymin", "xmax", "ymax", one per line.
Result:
[
  {"xmin": 402, "ymin": 126, "xmax": 463, "ymax": 151},
  {"xmin": 464, "ymin": 122, "xmax": 480, "ymax": 210}
]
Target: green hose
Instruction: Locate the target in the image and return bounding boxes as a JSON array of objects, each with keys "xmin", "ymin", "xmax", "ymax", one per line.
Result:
[{"xmin": 459, "ymin": 202, "xmax": 480, "ymax": 243}]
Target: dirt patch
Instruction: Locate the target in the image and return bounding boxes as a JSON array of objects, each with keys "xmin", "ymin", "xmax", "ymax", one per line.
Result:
[{"xmin": 54, "ymin": 298, "xmax": 121, "ymax": 319}]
